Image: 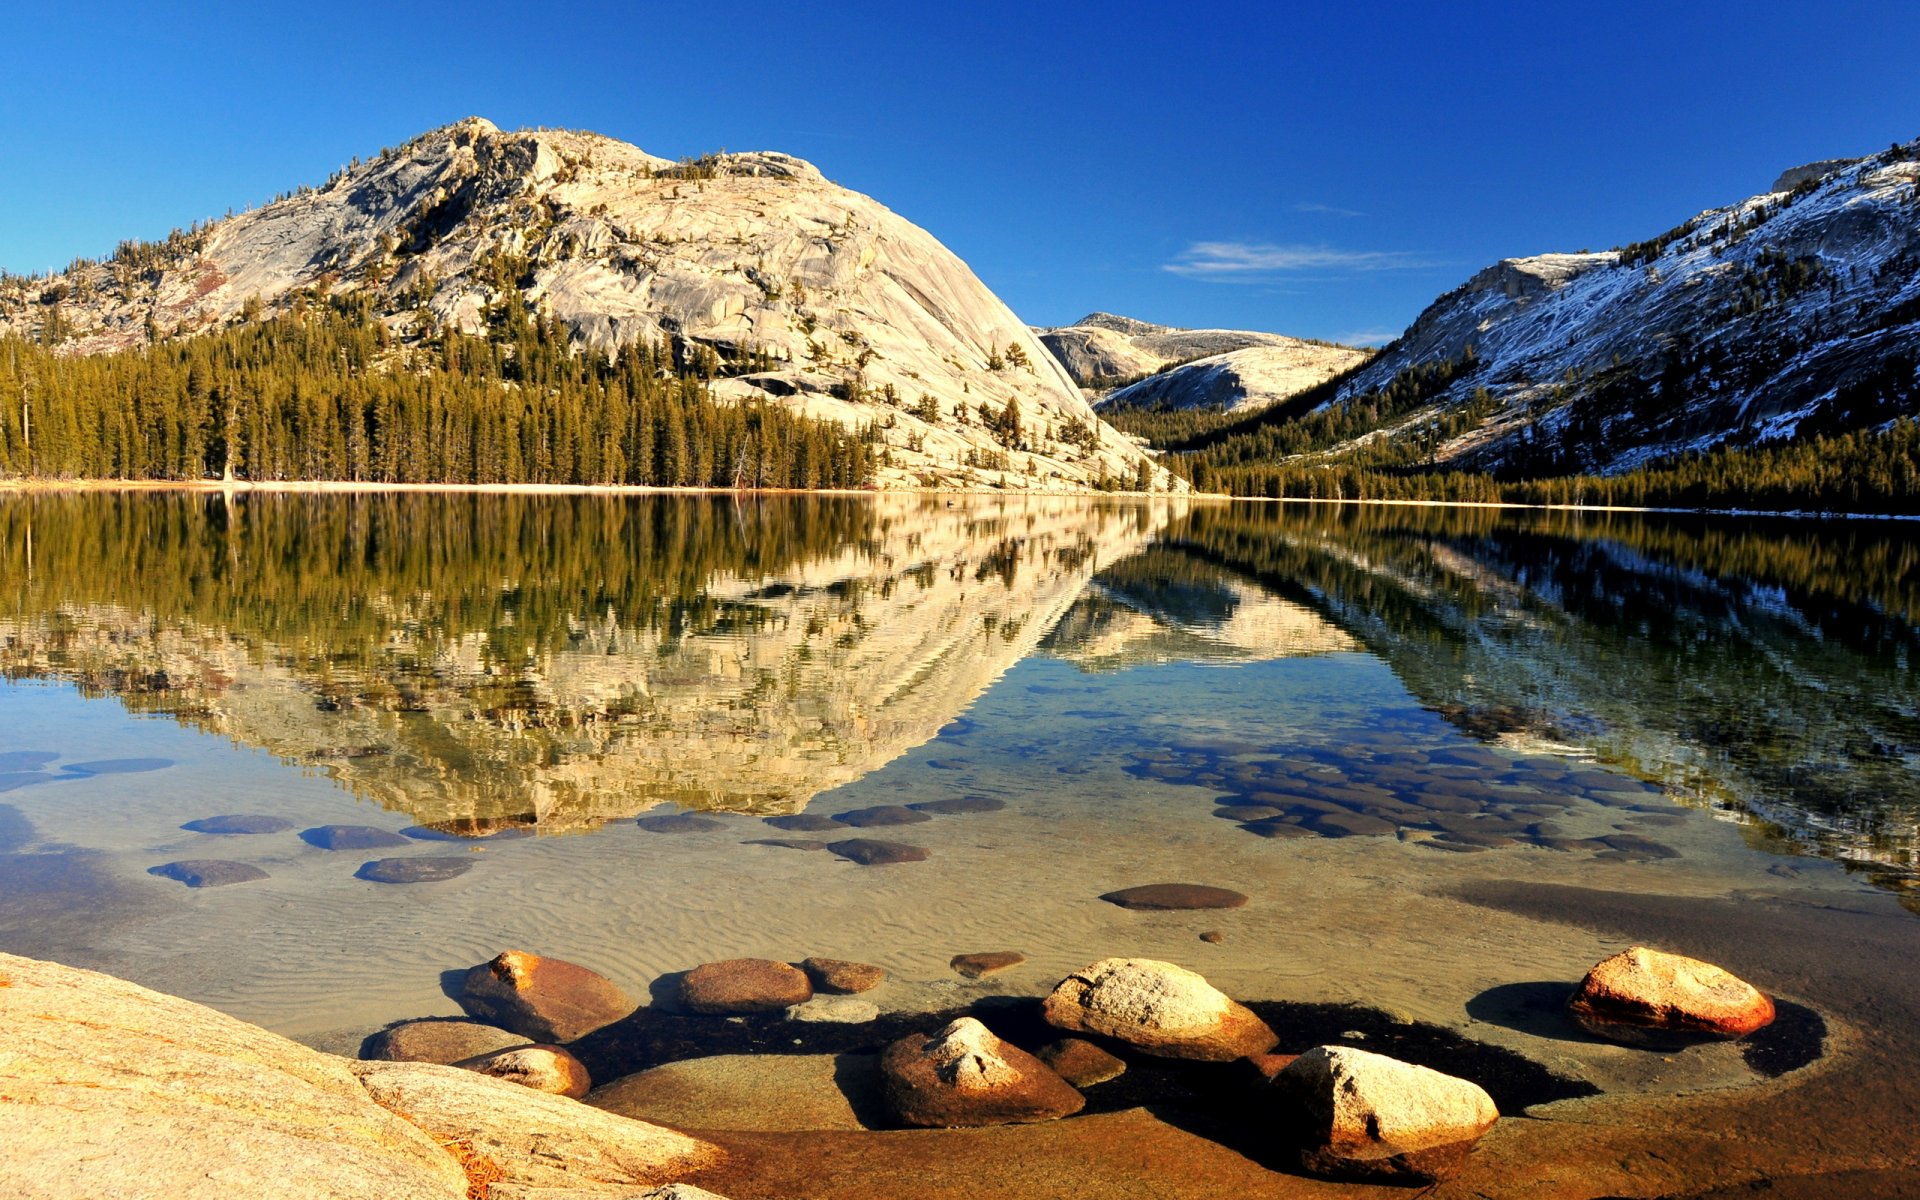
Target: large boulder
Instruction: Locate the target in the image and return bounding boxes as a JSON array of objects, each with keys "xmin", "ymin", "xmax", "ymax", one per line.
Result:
[
  {"xmin": 800, "ymin": 956, "xmax": 886, "ymax": 994},
  {"xmin": 1040, "ymin": 957, "xmax": 1277, "ymax": 1061},
  {"xmin": 0, "ymin": 952, "xmax": 467, "ymax": 1200},
  {"xmin": 456, "ymin": 1044, "xmax": 593, "ymax": 1098},
  {"xmin": 459, "ymin": 949, "xmax": 637, "ymax": 1042},
  {"xmin": 1568, "ymin": 946, "xmax": 1776, "ymax": 1043},
  {"xmin": 352, "ymin": 1060, "xmax": 722, "ymax": 1190},
  {"xmin": 679, "ymin": 959, "xmax": 813, "ymax": 1014},
  {"xmin": 880, "ymin": 1017, "xmax": 1085, "ymax": 1127},
  {"xmin": 363, "ymin": 1017, "xmax": 532, "ymax": 1064},
  {"xmin": 1272, "ymin": 1046, "xmax": 1498, "ymax": 1184}
]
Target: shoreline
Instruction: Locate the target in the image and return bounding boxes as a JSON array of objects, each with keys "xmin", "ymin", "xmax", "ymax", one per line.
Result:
[{"xmin": 1, "ymin": 476, "xmax": 1914, "ymax": 521}]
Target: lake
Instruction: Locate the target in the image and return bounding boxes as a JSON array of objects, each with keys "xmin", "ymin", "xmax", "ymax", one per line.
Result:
[{"xmin": 1, "ymin": 491, "xmax": 1914, "ymax": 1104}]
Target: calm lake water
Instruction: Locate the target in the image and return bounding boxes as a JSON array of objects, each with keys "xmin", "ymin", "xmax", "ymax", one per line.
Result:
[{"xmin": 0, "ymin": 492, "xmax": 1914, "ymax": 1061}]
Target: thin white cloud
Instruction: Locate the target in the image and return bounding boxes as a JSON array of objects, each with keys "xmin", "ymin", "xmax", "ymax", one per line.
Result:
[
  {"xmin": 1164, "ymin": 241, "xmax": 1439, "ymax": 280},
  {"xmin": 1293, "ymin": 201, "xmax": 1365, "ymax": 217},
  {"xmin": 1336, "ymin": 329, "xmax": 1403, "ymax": 347}
]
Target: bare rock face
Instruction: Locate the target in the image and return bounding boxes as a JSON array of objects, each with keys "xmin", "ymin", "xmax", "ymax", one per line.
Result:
[
  {"xmin": 1567, "ymin": 946, "xmax": 1776, "ymax": 1043},
  {"xmin": 679, "ymin": 958, "xmax": 813, "ymax": 1014},
  {"xmin": 352, "ymin": 1059, "xmax": 722, "ymax": 1190},
  {"xmin": 455, "ymin": 1044, "xmax": 593, "ymax": 1098},
  {"xmin": 1097, "ymin": 344, "xmax": 1370, "ymax": 414},
  {"xmin": 3, "ymin": 118, "xmax": 1178, "ymax": 494},
  {"xmin": 459, "ymin": 949, "xmax": 638, "ymax": 1042},
  {"xmin": 0, "ymin": 952, "xmax": 468, "ymax": 1200},
  {"xmin": 1270, "ymin": 1045, "xmax": 1498, "ymax": 1184},
  {"xmin": 491, "ymin": 1186, "xmax": 737, "ymax": 1200},
  {"xmin": 1037, "ymin": 312, "xmax": 1355, "ymax": 395},
  {"xmin": 880, "ymin": 1017, "xmax": 1085, "ymax": 1127},
  {"xmin": 364, "ymin": 1018, "xmax": 532, "ymax": 1065},
  {"xmin": 1040, "ymin": 957, "xmax": 1277, "ymax": 1061}
]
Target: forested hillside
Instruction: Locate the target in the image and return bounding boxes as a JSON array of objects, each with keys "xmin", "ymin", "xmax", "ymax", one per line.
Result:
[{"xmin": 0, "ymin": 284, "xmax": 876, "ymax": 488}]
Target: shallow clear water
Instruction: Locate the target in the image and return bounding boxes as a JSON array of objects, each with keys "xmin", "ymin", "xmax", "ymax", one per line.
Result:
[{"xmin": 0, "ymin": 491, "xmax": 1913, "ymax": 1054}]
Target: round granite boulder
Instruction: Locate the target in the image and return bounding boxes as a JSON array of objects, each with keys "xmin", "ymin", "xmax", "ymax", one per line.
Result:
[
  {"xmin": 1567, "ymin": 946, "xmax": 1775, "ymax": 1044},
  {"xmin": 363, "ymin": 1019, "xmax": 532, "ymax": 1065},
  {"xmin": 881, "ymin": 1017, "xmax": 1085, "ymax": 1127},
  {"xmin": 459, "ymin": 950, "xmax": 638, "ymax": 1043},
  {"xmin": 680, "ymin": 958, "xmax": 813, "ymax": 1015},
  {"xmin": 1041, "ymin": 957, "xmax": 1277, "ymax": 1061},
  {"xmin": 1271, "ymin": 1045, "xmax": 1499, "ymax": 1184},
  {"xmin": 454, "ymin": 1044, "xmax": 592, "ymax": 1099},
  {"xmin": 801, "ymin": 957, "xmax": 887, "ymax": 994}
]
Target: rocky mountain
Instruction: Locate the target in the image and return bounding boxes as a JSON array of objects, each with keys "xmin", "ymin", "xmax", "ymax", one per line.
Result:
[
  {"xmin": 1035, "ymin": 312, "xmax": 1356, "ymax": 394},
  {"xmin": 1297, "ymin": 142, "xmax": 1920, "ymax": 474},
  {"xmin": 1096, "ymin": 343, "xmax": 1371, "ymax": 415},
  {"xmin": 0, "ymin": 118, "xmax": 1176, "ymax": 492}
]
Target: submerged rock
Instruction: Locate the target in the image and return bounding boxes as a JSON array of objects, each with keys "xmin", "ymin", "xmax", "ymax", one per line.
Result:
[
  {"xmin": 0, "ymin": 952, "xmax": 468, "ymax": 1199},
  {"xmin": 762, "ymin": 814, "xmax": 843, "ymax": 832},
  {"xmin": 801, "ymin": 957, "xmax": 887, "ymax": 994},
  {"xmin": 880, "ymin": 1017, "xmax": 1085, "ymax": 1127},
  {"xmin": 364, "ymin": 1019, "xmax": 531, "ymax": 1065},
  {"xmin": 786, "ymin": 996, "xmax": 881, "ymax": 1024},
  {"xmin": 1036, "ymin": 1038, "xmax": 1128, "ymax": 1087},
  {"xmin": 1271, "ymin": 1045, "xmax": 1498, "ymax": 1183},
  {"xmin": 460, "ymin": 950, "xmax": 638, "ymax": 1043},
  {"xmin": 908, "ymin": 796, "xmax": 1006, "ymax": 814},
  {"xmin": 356, "ymin": 856, "xmax": 473, "ymax": 884},
  {"xmin": 180, "ymin": 814, "xmax": 294, "ymax": 835},
  {"xmin": 680, "ymin": 958, "xmax": 813, "ymax": 1015},
  {"xmin": 455, "ymin": 1044, "xmax": 592, "ymax": 1099},
  {"xmin": 827, "ymin": 838, "xmax": 930, "ymax": 865},
  {"xmin": 300, "ymin": 824, "xmax": 411, "ymax": 851},
  {"xmin": 742, "ymin": 837, "xmax": 832, "ymax": 851},
  {"xmin": 1040, "ymin": 957, "xmax": 1277, "ymax": 1061},
  {"xmin": 831, "ymin": 805, "xmax": 932, "ymax": 827},
  {"xmin": 589, "ymin": 1053, "xmax": 881, "ymax": 1133},
  {"xmin": 634, "ymin": 814, "xmax": 727, "ymax": 834},
  {"xmin": 352, "ymin": 1060, "xmax": 722, "ymax": 1190},
  {"xmin": 950, "ymin": 950, "xmax": 1026, "ymax": 979},
  {"xmin": 1568, "ymin": 946, "xmax": 1776, "ymax": 1043},
  {"xmin": 147, "ymin": 859, "xmax": 269, "ymax": 888},
  {"xmin": 1100, "ymin": 883, "xmax": 1248, "ymax": 911}
]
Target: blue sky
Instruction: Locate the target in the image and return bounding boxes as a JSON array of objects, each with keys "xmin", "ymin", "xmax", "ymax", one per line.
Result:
[{"xmin": 4, "ymin": 1, "xmax": 1915, "ymax": 344}]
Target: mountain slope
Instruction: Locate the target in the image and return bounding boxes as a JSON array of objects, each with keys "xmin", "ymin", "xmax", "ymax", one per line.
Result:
[
  {"xmin": 1097, "ymin": 343, "xmax": 1371, "ymax": 415},
  {"xmin": 1035, "ymin": 312, "xmax": 1352, "ymax": 391},
  {"xmin": 0, "ymin": 118, "xmax": 1176, "ymax": 492},
  {"xmin": 1180, "ymin": 142, "xmax": 1920, "ymax": 480}
]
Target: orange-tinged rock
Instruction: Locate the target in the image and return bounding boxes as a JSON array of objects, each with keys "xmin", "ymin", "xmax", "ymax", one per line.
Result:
[
  {"xmin": 459, "ymin": 950, "xmax": 636, "ymax": 1043},
  {"xmin": 455, "ymin": 1044, "xmax": 592, "ymax": 1099},
  {"xmin": 881, "ymin": 1017, "xmax": 1085, "ymax": 1127},
  {"xmin": 1568, "ymin": 946, "xmax": 1775, "ymax": 1043}
]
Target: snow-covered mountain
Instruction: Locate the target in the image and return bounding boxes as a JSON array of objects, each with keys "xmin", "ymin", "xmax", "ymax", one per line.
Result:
[
  {"xmin": 0, "ymin": 118, "xmax": 1177, "ymax": 492},
  {"xmin": 1311, "ymin": 143, "xmax": 1920, "ymax": 473}
]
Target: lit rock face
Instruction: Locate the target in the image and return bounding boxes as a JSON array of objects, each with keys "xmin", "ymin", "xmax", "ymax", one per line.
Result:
[
  {"xmin": 1567, "ymin": 946, "xmax": 1776, "ymax": 1043},
  {"xmin": 459, "ymin": 950, "xmax": 638, "ymax": 1043},
  {"xmin": 1271, "ymin": 1045, "xmax": 1498, "ymax": 1184},
  {"xmin": 0, "ymin": 952, "xmax": 469, "ymax": 1200},
  {"xmin": 351, "ymin": 1059, "xmax": 723, "ymax": 1190},
  {"xmin": 1037, "ymin": 312, "xmax": 1358, "ymax": 395},
  {"xmin": 1, "ymin": 118, "xmax": 1176, "ymax": 493},
  {"xmin": 1097, "ymin": 344, "xmax": 1370, "ymax": 415},
  {"xmin": 1039, "ymin": 957, "xmax": 1277, "ymax": 1061},
  {"xmin": 879, "ymin": 1017, "xmax": 1086, "ymax": 1127},
  {"xmin": 455, "ymin": 1044, "xmax": 594, "ymax": 1099},
  {"xmin": 0, "ymin": 494, "xmax": 1173, "ymax": 831}
]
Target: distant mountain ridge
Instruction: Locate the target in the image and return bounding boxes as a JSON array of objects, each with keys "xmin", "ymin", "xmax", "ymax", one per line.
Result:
[
  {"xmin": 1034, "ymin": 312, "xmax": 1355, "ymax": 391},
  {"xmin": 1280, "ymin": 142, "xmax": 1920, "ymax": 476},
  {"xmin": 0, "ymin": 118, "xmax": 1176, "ymax": 492}
]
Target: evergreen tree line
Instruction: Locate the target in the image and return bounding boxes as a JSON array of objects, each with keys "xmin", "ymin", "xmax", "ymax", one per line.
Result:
[
  {"xmin": 1182, "ymin": 419, "xmax": 1920, "ymax": 515},
  {"xmin": 0, "ymin": 291, "xmax": 876, "ymax": 489}
]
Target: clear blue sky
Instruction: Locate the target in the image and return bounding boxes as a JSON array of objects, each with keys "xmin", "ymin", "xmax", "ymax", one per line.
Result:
[{"xmin": 4, "ymin": 1, "xmax": 1915, "ymax": 345}]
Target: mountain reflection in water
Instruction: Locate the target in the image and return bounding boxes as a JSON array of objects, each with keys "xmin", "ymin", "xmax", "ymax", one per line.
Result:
[{"xmin": 0, "ymin": 492, "xmax": 1913, "ymax": 896}]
